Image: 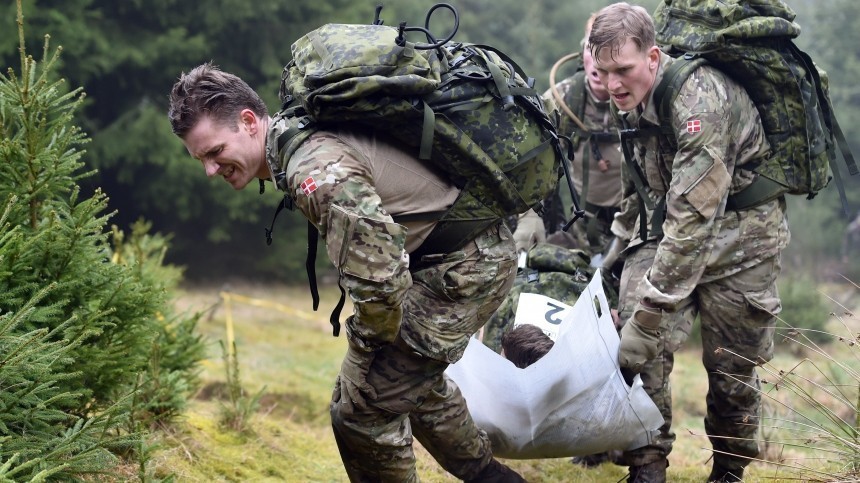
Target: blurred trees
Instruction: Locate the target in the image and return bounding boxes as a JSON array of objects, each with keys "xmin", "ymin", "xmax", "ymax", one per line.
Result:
[{"xmin": 0, "ymin": 0, "xmax": 855, "ymax": 283}]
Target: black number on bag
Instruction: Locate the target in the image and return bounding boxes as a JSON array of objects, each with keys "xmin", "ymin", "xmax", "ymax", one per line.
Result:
[{"xmin": 544, "ymin": 302, "xmax": 565, "ymax": 325}]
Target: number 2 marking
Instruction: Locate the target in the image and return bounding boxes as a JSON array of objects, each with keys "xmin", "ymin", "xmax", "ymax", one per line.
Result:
[{"xmin": 545, "ymin": 302, "xmax": 565, "ymax": 325}]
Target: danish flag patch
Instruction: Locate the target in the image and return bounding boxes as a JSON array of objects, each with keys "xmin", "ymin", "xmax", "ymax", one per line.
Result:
[
  {"xmin": 300, "ymin": 176, "xmax": 317, "ymax": 195},
  {"xmin": 686, "ymin": 119, "xmax": 702, "ymax": 134}
]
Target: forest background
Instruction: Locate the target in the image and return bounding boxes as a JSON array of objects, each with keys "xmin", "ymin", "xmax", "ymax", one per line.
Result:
[{"xmin": 2, "ymin": 0, "xmax": 857, "ymax": 286}]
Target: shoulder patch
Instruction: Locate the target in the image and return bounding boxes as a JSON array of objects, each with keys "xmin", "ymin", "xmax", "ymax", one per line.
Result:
[
  {"xmin": 686, "ymin": 119, "xmax": 701, "ymax": 134},
  {"xmin": 300, "ymin": 176, "xmax": 317, "ymax": 195}
]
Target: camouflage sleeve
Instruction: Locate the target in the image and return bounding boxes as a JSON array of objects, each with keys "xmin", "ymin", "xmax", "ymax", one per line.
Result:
[
  {"xmin": 542, "ymin": 77, "xmax": 576, "ymax": 136},
  {"xmin": 640, "ymin": 67, "xmax": 733, "ymax": 309},
  {"xmin": 286, "ymin": 133, "xmax": 412, "ymax": 351}
]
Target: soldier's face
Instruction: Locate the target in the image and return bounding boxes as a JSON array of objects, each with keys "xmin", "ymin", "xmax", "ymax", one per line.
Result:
[
  {"xmin": 582, "ymin": 49, "xmax": 609, "ymax": 102},
  {"xmin": 593, "ymin": 39, "xmax": 660, "ymax": 111},
  {"xmin": 182, "ymin": 111, "xmax": 270, "ymax": 190}
]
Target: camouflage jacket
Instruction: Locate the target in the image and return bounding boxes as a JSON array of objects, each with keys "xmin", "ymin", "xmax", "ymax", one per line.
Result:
[
  {"xmin": 270, "ymin": 124, "xmax": 460, "ymax": 350},
  {"xmin": 623, "ymin": 52, "xmax": 789, "ymax": 310}
]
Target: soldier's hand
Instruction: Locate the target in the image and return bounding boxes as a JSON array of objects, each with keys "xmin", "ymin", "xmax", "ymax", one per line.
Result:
[
  {"xmin": 618, "ymin": 301, "xmax": 662, "ymax": 373},
  {"xmin": 338, "ymin": 341, "xmax": 378, "ymax": 413}
]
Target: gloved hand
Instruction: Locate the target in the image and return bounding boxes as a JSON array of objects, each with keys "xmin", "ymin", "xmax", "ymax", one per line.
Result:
[
  {"xmin": 618, "ymin": 301, "xmax": 662, "ymax": 373},
  {"xmin": 337, "ymin": 340, "xmax": 378, "ymax": 413}
]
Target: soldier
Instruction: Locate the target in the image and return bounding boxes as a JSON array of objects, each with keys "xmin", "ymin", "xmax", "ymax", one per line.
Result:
[
  {"xmin": 589, "ymin": 3, "xmax": 790, "ymax": 483},
  {"xmin": 513, "ymin": 13, "xmax": 623, "ymax": 264},
  {"xmin": 168, "ymin": 63, "xmax": 524, "ymax": 482}
]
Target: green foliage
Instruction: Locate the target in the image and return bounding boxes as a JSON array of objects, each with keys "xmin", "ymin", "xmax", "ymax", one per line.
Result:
[
  {"xmin": 217, "ymin": 341, "xmax": 265, "ymax": 434},
  {"xmin": 0, "ymin": 284, "xmax": 135, "ymax": 481},
  {"xmin": 1, "ymin": 0, "xmax": 662, "ymax": 282},
  {"xmin": 0, "ymin": 2, "xmax": 206, "ymax": 479},
  {"xmin": 111, "ymin": 220, "xmax": 207, "ymax": 430}
]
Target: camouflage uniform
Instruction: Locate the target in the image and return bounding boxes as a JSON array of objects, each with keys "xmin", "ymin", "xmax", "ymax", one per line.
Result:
[
  {"xmin": 539, "ymin": 70, "xmax": 623, "ymax": 255},
  {"xmin": 274, "ymin": 124, "xmax": 518, "ymax": 482},
  {"xmin": 481, "ymin": 242, "xmax": 597, "ymax": 352},
  {"xmin": 619, "ymin": 52, "xmax": 790, "ymax": 472}
]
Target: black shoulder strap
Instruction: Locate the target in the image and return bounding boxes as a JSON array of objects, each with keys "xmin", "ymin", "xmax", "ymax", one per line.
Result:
[{"xmin": 652, "ymin": 54, "xmax": 709, "ymax": 149}]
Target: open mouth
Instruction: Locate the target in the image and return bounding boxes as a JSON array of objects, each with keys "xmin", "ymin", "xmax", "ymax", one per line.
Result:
[
  {"xmin": 222, "ymin": 166, "xmax": 236, "ymax": 181},
  {"xmin": 613, "ymin": 93, "xmax": 630, "ymax": 103}
]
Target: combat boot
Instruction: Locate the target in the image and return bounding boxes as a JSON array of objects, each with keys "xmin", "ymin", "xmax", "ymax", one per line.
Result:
[
  {"xmin": 465, "ymin": 459, "xmax": 527, "ymax": 483},
  {"xmin": 707, "ymin": 465, "xmax": 743, "ymax": 482},
  {"xmin": 627, "ymin": 458, "xmax": 668, "ymax": 483}
]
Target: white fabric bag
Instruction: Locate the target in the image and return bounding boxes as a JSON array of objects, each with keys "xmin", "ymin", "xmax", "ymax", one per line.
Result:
[{"xmin": 445, "ymin": 271, "xmax": 664, "ymax": 459}]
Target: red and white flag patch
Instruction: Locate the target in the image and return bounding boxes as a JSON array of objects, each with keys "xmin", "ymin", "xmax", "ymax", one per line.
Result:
[
  {"xmin": 300, "ymin": 176, "xmax": 317, "ymax": 195},
  {"xmin": 686, "ymin": 119, "xmax": 702, "ymax": 134}
]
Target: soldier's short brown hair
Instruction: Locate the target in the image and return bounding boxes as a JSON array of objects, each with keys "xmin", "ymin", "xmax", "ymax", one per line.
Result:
[
  {"xmin": 588, "ymin": 2, "xmax": 656, "ymax": 60},
  {"xmin": 168, "ymin": 62, "xmax": 268, "ymax": 138},
  {"xmin": 501, "ymin": 324, "xmax": 554, "ymax": 369}
]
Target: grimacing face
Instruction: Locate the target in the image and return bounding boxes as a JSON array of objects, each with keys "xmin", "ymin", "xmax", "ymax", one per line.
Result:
[
  {"xmin": 593, "ymin": 38, "xmax": 660, "ymax": 111},
  {"xmin": 181, "ymin": 110, "xmax": 270, "ymax": 190}
]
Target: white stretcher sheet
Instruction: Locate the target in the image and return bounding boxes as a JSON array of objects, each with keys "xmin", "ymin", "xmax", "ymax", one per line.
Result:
[{"xmin": 445, "ymin": 271, "xmax": 664, "ymax": 459}]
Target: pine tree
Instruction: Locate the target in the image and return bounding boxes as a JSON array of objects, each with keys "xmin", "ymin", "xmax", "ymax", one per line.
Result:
[{"xmin": 0, "ymin": 1, "xmax": 206, "ymax": 478}]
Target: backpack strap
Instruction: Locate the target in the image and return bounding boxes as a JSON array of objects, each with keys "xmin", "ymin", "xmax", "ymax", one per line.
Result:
[
  {"xmin": 652, "ymin": 55, "xmax": 788, "ymax": 212},
  {"xmin": 653, "ymin": 54, "xmax": 708, "ymax": 146},
  {"xmin": 618, "ymin": 115, "xmax": 664, "ymax": 241},
  {"xmin": 791, "ymin": 43, "xmax": 859, "ymax": 214},
  {"xmin": 567, "ymin": 71, "xmax": 592, "ymax": 204},
  {"xmin": 654, "ymin": 52, "xmax": 859, "ymax": 213}
]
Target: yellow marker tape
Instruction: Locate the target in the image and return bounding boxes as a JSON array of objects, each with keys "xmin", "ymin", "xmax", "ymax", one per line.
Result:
[
  {"xmin": 219, "ymin": 291, "xmax": 323, "ymax": 322},
  {"xmin": 218, "ymin": 291, "xmax": 328, "ymax": 354}
]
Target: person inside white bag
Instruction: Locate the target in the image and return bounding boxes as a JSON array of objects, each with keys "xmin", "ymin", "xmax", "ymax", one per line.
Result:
[{"xmin": 446, "ymin": 271, "xmax": 664, "ymax": 462}]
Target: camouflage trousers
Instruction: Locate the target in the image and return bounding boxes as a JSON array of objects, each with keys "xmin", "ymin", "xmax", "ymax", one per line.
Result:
[
  {"xmin": 620, "ymin": 243, "xmax": 781, "ymax": 472},
  {"xmin": 331, "ymin": 222, "xmax": 517, "ymax": 482}
]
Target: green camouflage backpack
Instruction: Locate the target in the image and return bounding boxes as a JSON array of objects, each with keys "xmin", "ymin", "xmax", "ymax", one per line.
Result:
[
  {"xmin": 646, "ymin": 0, "xmax": 857, "ymax": 211},
  {"xmin": 269, "ymin": 4, "xmax": 579, "ymax": 251},
  {"xmin": 266, "ymin": 4, "xmax": 581, "ymax": 334}
]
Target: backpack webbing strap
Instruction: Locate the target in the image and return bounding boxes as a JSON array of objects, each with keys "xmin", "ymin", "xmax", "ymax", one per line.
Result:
[
  {"xmin": 305, "ymin": 221, "xmax": 341, "ymax": 337},
  {"xmin": 568, "ymin": 70, "xmax": 588, "ymax": 143},
  {"xmin": 307, "ymin": 30, "xmax": 335, "ymax": 71},
  {"xmin": 827, "ymin": 118, "xmax": 859, "ymax": 215},
  {"xmin": 725, "ymin": 176, "xmax": 787, "ymax": 211},
  {"xmin": 618, "ymin": 116, "xmax": 663, "ymax": 241},
  {"xmin": 419, "ymin": 100, "xmax": 436, "ymax": 160},
  {"xmin": 794, "ymin": 43, "xmax": 859, "ymax": 214},
  {"xmin": 569, "ymin": 72, "xmax": 591, "ymax": 204},
  {"xmin": 653, "ymin": 55, "xmax": 709, "ymax": 145},
  {"xmin": 408, "ymin": 219, "xmax": 497, "ymax": 272},
  {"xmin": 481, "ymin": 53, "xmax": 515, "ymax": 109}
]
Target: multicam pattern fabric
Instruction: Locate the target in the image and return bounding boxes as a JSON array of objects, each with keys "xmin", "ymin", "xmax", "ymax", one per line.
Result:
[
  {"xmin": 277, "ymin": 22, "xmax": 562, "ymax": 230},
  {"xmin": 624, "ymin": 52, "xmax": 784, "ymax": 309},
  {"xmin": 618, "ymin": 51, "xmax": 790, "ymax": 472},
  {"xmin": 535, "ymin": 72, "xmax": 623, "ymax": 256},
  {"xmin": 282, "ymin": 126, "xmax": 517, "ymax": 480},
  {"xmin": 653, "ymin": 0, "xmax": 837, "ymax": 197}
]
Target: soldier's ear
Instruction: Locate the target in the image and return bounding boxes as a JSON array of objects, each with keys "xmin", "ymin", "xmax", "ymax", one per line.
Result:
[
  {"xmin": 240, "ymin": 109, "xmax": 259, "ymax": 134},
  {"xmin": 647, "ymin": 46, "xmax": 660, "ymax": 71}
]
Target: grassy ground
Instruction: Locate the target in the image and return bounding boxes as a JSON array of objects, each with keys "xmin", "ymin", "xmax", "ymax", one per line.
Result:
[{"xmin": 146, "ymin": 281, "xmax": 859, "ymax": 482}]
